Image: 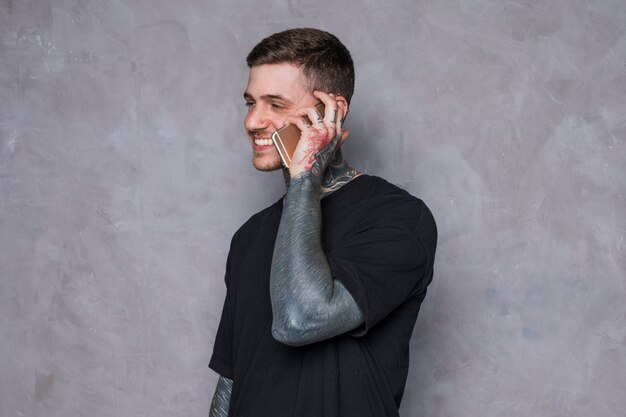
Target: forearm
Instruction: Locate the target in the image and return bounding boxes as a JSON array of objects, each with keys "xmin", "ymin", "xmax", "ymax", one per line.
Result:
[
  {"xmin": 270, "ymin": 172, "xmax": 362, "ymax": 346},
  {"xmin": 209, "ymin": 376, "xmax": 233, "ymax": 417}
]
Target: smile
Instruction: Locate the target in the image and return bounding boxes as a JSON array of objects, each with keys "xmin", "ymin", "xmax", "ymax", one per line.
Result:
[{"xmin": 254, "ymin": 138, "xmax": 273, "ymax": 146}]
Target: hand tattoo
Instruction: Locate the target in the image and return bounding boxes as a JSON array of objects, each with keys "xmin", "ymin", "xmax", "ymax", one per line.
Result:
[{"xmin": 309, "ymin": 134, "xmax": 341, "ymax": 180}]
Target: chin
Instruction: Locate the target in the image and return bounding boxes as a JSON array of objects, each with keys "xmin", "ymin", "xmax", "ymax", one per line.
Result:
[{"xmin": 253, "ymin": 156, "xmax": 282, "ymax": 172}]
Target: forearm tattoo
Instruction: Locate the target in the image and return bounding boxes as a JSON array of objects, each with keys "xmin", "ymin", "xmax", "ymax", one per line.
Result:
[
  {"xmin": 270, "ymin": 136, "xmax": 364, "ymax": 346},
  {"xmin": 209, "ymin": 376, "xmax": 233, "ymax": 417}
]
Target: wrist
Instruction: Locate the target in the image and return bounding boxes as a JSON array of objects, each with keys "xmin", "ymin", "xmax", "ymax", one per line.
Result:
[{"xmin": 288, "ymin": 171, "xmax": 320, "ymax": 194}]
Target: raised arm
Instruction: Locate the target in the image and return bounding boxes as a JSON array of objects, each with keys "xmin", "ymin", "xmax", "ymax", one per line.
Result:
[
  {"xmin": 209, "ymin": 376, "xmax": 233, "ymax": 417},
  {"xmin": 270, "ymin": 92, "xmax": 364, "ymax": 346}
]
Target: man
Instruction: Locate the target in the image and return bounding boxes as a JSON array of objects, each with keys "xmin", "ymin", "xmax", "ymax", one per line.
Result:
[{"xmin": 209, "ymin": 28, "xmax": 437, "ymax": 417}]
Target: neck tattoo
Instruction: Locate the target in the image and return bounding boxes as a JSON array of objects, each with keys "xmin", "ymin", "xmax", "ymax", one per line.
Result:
[{"xmin": 282, "ymin": 149, "xmax": 361, "ymax": 199}]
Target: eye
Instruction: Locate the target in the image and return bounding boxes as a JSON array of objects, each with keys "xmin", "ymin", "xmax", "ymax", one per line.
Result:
[
  {"xmin": 244, "ymin": 102, "xmax": 255, "ymax": 107},
  {"xmin": 271, "ymin": 103, "xmax": 285, "ymax": 110}
]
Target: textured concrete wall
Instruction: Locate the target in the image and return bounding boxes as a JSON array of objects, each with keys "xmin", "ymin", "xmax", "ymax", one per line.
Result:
[{"xmin": 1, "ymin": 0, "xmax": 624, "ymax": 416}]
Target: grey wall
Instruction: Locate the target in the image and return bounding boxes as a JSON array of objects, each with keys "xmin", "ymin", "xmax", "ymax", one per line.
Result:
[{"xmin": 1, "ymin": 0, "xmax": 624, "ymax": 416}]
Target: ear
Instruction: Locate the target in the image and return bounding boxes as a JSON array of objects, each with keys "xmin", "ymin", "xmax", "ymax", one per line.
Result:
[{"xmin": 334, "ymin": 95, "xmax": 349, "ymax": 121}]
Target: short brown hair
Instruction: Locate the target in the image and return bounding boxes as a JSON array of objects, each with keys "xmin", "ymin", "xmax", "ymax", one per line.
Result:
[{"xmin": 246, "ymin": 28, "xmax": 355, "ymax": 104}]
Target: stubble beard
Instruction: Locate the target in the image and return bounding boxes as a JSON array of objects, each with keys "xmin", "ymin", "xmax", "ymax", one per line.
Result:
[{"xmin": 252, "ymin": 152, "xmax": 282, "ymax": 172}]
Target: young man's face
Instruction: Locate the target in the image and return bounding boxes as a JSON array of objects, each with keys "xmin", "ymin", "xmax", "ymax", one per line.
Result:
[{"xmin": 243, "ymin": 63, "xmax": 317, "ymax": 171}]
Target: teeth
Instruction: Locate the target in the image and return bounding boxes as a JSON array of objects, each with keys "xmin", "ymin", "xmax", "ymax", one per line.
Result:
[{"xmin": 254, "ymin": 138, "xmax": 273, "ymax": 146}]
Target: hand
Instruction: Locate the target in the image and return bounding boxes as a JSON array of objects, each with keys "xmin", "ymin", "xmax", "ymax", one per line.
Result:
[{"xmin": 282, "ymin": 91, "xmax": 350, "ymax": 180}]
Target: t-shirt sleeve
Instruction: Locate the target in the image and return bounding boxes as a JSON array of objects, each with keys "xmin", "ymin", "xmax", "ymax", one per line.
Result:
[
  {"xmin": 208, "ymin": 253, "xmax": 235, "ymax": 379},
  {"xmin": 327, "ymin": 199, "xmax": 437, "ymax": 335}
]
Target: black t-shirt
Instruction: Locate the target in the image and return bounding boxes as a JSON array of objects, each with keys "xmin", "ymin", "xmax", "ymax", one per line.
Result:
[{"xmin": 210, "ymin": 175, "xmax": 437, "ymax": 417}]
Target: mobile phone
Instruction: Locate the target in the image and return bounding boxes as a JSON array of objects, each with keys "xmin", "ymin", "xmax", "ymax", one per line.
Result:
[{"xmin": 271, "ymin": 102, "xmax": 325, "ymax": 168}]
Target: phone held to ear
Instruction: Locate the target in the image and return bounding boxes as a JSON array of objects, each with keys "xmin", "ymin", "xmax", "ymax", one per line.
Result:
[{"xmin": 271, "ymin": 102, "xmax": 325, "ymax": 168}]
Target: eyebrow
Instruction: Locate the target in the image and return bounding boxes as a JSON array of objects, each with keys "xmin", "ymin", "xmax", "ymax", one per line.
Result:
[{"xmin": 243, "ymin": 92, "xmax": 295, "ymax": 105}]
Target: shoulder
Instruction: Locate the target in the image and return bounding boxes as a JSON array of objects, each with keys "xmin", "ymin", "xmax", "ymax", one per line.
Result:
[
  {"xmin": 337, "ymin": 175, "xmax": 422, "ymax": 204},
  {"xmin": 334, "ymin": 175, "xmax": 435, "ymax": 231}
]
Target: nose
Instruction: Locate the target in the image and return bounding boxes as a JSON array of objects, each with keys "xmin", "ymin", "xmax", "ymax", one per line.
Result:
[{"xmin": 245, "ymin": 104, "xmax": 271, "ymax": 132}]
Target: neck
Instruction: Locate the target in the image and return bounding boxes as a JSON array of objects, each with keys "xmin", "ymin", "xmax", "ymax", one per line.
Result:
[{"xmin": 282, "ymin": 149, "xmax": 361, "ymax": 198}]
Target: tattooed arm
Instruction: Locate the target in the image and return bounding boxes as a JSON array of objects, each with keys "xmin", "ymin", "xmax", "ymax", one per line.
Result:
[
  {"xmin": 270, "ymin": 92, "xmax": 364, "ymax": 346},
  {"xmin": 209, "ymin": 376, "xmax": 233, "ymax": 417}
]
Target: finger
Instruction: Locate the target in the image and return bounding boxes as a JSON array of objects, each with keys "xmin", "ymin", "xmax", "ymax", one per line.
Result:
[
  {"xmin": 313, "ymin": 91, "xmax": 339, "ymax": 139},
  {"xmin": 336, "ymin": 106, "xmax": 345, "ymax": 136},
  {"xmin": 313, "ymin": 90, "xmax": 335, "ymax": 109},
  {"xmin": 288, "ymin": 105, "xmax": 329, "ymax": 137},
  {"xmin": 322, "ymin": 101, "xmax": 343, "ymax": 139},
  {"xmin": 282, "ymin": 114, "xmax": 314, "ymax": 133},
  {"xmin": 303, "ymin": 106, "xmax": 327, "ymax": 136},
  {"xmin": 322, "ymin": 104, "xmax": 338, "ymax": 140}
]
